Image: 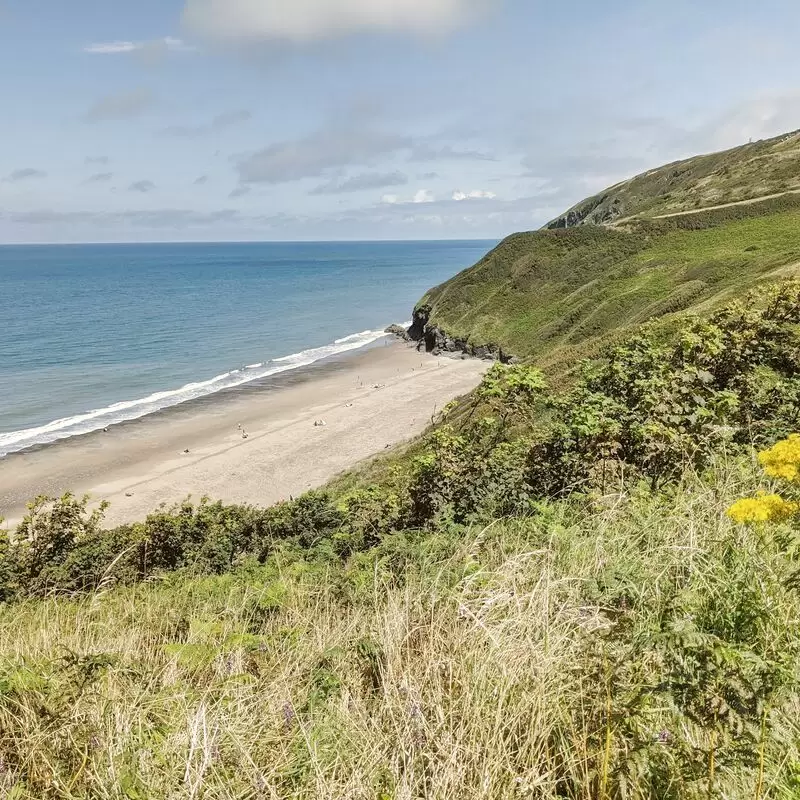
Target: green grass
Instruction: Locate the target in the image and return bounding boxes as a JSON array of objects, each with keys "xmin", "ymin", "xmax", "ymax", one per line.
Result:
[
  {"xmin": 420, "ymin": 202, "xmax": 800, "ymax": 372},
  {"xmin": 2, "ymin": 460, "xmax": 800, "ymax": 798},
  {"xmin": 547, "ymin": 128, "xmax": 800, "ymax": 227}
]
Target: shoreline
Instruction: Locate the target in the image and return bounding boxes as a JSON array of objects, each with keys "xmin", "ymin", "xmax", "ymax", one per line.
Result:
[
  {"xmin": 0, "ymin": 342, "xmax": 487, "ymax": 529},
  {"xmin": 0, "ymin": 327, "xmax": 397, "ymax": 457},
  {"xmin": 1, "ymin": 336, "xmax": 395, "ymax": 459}
]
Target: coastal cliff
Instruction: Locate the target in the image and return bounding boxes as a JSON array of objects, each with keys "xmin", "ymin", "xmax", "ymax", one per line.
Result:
[
  {"xmin": 404, "ymin": 305, "xmax": 514, "ymax": 362},
  {"xmin": 405, "ymin": 128, "xmax": 800, "ymax": 369}
]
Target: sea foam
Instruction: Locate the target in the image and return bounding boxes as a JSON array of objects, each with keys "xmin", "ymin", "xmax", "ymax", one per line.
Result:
[{"xmin": 0, "ymin": 326, "xmax": 397, "ymax": 456}]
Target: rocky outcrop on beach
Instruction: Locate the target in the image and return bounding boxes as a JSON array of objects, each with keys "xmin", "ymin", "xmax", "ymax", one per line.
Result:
[
  {"xmin": 400, "ymin": 306, "xmax": 516, "ymax": 363},
  {"xmin": 384, "ymin": 323, "xmax": 411, "ymax": 341}
]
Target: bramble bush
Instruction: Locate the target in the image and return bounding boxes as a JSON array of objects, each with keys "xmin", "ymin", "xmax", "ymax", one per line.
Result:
[{"xmin": 2, "ymin": 464, "xmax": 799, "ymax": 798}]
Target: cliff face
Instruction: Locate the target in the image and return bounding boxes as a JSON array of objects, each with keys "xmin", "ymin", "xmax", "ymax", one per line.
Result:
[
  {"xmin": 546, "ymin": 193, "xmax": 624, "ymax": 229},
  {"xmin": 406, "ymin": 305, "xmax": 514, "ymax": 362}
]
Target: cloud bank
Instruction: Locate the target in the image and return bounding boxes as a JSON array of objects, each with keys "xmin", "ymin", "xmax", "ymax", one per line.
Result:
[
  {"xmin": 4, "ymin": 168, "xmax": 47, "ymax": 182},
  {"xmin": 381, "ymin": 188, "xmax": 435, "ymax": 204},
  {"xmin": 232, "ymin": 110, "xmax": 493, "ymax": 187},
  {"xmin": 235, "ymin": 126, "xmax": 412, "ymax": 183},
  {"xmin": 310, "ymin": 171, "xmax": 408, "ymax": 195},
  {"xmin": 452, "ymin": 189, "xmax": 496, "ymax": 200},
  {"xmin": 183, "ymin": 0, "xmax": 489, "ymax": 42},
  {"xmin": 129, "ymin": 180, "xmax": 156, "ymax": 193}
]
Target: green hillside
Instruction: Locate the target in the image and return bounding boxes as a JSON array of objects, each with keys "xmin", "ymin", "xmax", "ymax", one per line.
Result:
[
  {"xmin": 548, "ymin": 128, "xmax": 800, "ymax": 227},
  {"xmin": 416, "ymin": 178, "xmax": 800, "ymax": 369}
]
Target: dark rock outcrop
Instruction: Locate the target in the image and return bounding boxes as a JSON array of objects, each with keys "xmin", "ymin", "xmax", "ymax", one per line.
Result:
[
  {"xmin": 406, "ymin": 305, "xmax": 516, "ymax": 363},
  {"xmin": 384, "ymin": 323, "xmax": 411, "ymax": 341},
  {"xmin": 546, "ymin": 193, "xmax": 624, "ymax": 229}
]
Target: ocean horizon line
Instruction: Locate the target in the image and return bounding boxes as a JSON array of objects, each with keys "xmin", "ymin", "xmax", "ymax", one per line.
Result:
[{"xmin": 0, "ymin": 237, "xmax": 499, "ymax": 248}]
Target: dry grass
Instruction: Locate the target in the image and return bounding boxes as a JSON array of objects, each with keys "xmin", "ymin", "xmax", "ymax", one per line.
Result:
[{"xmin": 0, "ymin": 461, "xmax": 798, "ymax": 798}]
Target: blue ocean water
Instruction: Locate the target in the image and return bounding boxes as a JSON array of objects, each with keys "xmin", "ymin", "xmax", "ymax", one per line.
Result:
[{"xmin": 0, "ymin": 240, "xmax": 493, "ymax": 455}]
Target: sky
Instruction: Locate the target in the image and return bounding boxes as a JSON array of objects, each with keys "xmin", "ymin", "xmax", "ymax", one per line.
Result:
[{"xmin": 1, "ymin": 0, "xmax": 800, "ymax": 243}]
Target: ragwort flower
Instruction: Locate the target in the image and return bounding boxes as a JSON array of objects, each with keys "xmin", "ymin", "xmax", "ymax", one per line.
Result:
[
  {"xmin": 758, "ymin": 434, "xmax": 800, "ymax": 482},
  {"xmin": 728, "ymin": 493, "xmax": 798, "ymax": 524}
]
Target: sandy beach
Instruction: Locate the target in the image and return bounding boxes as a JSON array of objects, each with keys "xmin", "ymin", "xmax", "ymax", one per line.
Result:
[{"xmin": 0, "ymin": 341, "xmax": 487, "ymax": 529}]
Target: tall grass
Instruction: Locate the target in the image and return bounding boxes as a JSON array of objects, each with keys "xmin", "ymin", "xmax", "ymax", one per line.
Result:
[{"xmin": 1, "ymin": 459, "xmax": 798, "ymax": 798}]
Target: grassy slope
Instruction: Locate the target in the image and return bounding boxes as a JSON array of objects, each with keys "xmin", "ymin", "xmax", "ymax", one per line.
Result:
[
  {"xmin": 3, "ymin": 462, "xmax": 799, "ymax": 798},
  {"xmin": 548, "ymin": 128, "xmax": 800, "ymax": 226},
  {"xmin": 420, "ymin": 194, "xmax": 800, "ymax": 368}
]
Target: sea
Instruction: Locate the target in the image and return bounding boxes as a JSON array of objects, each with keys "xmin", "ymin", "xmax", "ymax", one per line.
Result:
[{"xmin": 0, "ymin": 240, "xmax": 494, "ymax": 456}]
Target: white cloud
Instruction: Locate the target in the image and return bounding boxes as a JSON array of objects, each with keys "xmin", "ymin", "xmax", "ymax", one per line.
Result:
[
  {"xmin": 84, "ymin": 37, "xmax": 191, "ymax": 54},
  {"xmin": 452, "ymin": 189, "xmax": 496, "ymax": 200},
  {"xmin": 183, "ymin": 0, "xmax": 489, "ymax": 42},
  {"xmin": 381, "ymin": 188, "xmax": 435, "ymax": 204}
]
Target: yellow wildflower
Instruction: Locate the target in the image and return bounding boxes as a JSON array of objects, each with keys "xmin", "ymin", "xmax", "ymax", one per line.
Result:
[
  {"xmin": 727, "ymin": 494, "xmax": 798, "ymax": 524},
  {"xmin": 758, "ymin": 434, "xmax": 800, "ymax": 482}
]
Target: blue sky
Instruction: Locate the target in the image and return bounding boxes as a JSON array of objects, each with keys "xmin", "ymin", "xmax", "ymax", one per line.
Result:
[{"xmin": 1, "ymin": 0, "xmax": 799, "ymax": 242}]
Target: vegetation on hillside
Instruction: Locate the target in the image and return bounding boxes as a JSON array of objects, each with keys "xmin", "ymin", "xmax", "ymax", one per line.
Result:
[
  {"xmin": 1, "ymin": 461, "xmax": 799, "ymax": 799},
  {"xmin": 5, "ymin": 281, "xmax": 800, "ymax": 601},
  {"xmin": 417, "ymin": 194, "xmax": 800, "ymax": 365},
  {"xmin": 547, "ymin": 128, "xmax": 800, "ymax": 227},
  {"xmin": 5, "ymin": 134, "xmax": 800, "ymax": 797}
]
